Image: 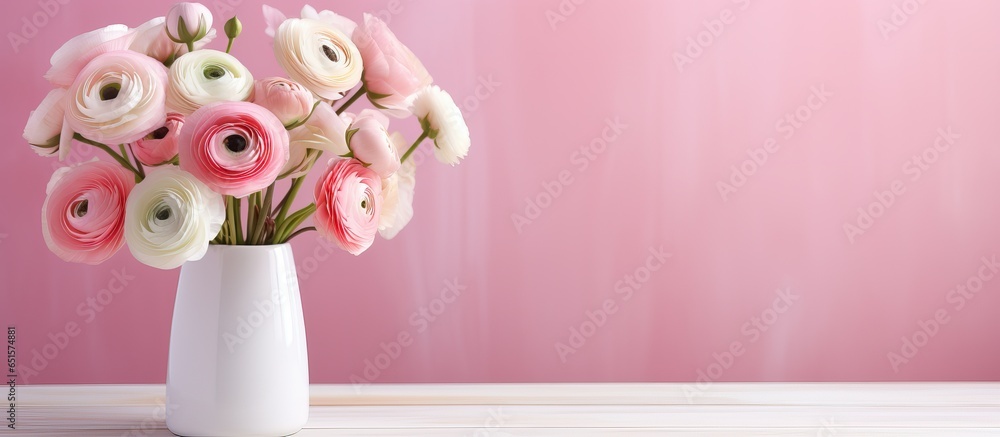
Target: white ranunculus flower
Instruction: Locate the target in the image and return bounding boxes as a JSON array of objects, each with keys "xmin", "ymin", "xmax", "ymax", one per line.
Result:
[
  {"xmin": 166, "ymin": 49, "xmax": 254, "ymax": 115},
  {"xmin": 263, "ymin": 4, "xmax": 356, "ymax": 43},
  {"xmin": 45, "ymin": 24, "xmax": 135, "ymax": 88},
  {"xmin": 411, "ymin": 85, "xmax": 471, "ymax": 166},
  {"xmin": 379, "ymin": 132, "xmax": 416, "ymax": 240},
  {"xmin": 24, "ymin": 89, "xmax": 68, "ymax": 157},
  {"xmin": 299, "ymin": 5, "xmax": 357, "ymax": 36},
  {"xmin": 280, "ymin": 103, "xmax": 348, "ymax": 179},
  {"xmin": 272, "ymin": 18, "xmax": 362, "ymax": 100},
  {"xmin": 279, "ymin": 144, "xmax": 319, "ymax": 179},
  {"xmin": 65, "ymin": 50, "xmax": 168, "ymax": 147},
  {"xmin": 125, "ymin": 167, "xmax": 225, "ymax": 270},
  {"xmin": 288, "ymin": 103, "xmax": 349, "ymax": 155}
]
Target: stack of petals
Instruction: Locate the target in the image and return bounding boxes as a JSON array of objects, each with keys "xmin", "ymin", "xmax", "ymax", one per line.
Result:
[{"xmin": 24, "ymin": 2, "xmax": 471, "ymax": 270}]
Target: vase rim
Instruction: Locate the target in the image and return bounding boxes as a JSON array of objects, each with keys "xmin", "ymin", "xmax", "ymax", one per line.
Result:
[{"xmin": 206, "ymin": 243, "xmax": 292, "ymax": 249}]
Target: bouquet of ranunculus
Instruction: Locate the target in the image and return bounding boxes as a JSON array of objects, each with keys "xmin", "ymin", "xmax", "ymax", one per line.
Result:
[{"xmin": 23, "ymin": 2, "xmax": 470, "ymax": 269}]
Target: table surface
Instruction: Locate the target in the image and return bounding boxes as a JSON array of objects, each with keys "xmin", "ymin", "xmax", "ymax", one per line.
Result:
[{"xmin": 12, "ymin": 382, "xmax": 1000, "ymax": 436}]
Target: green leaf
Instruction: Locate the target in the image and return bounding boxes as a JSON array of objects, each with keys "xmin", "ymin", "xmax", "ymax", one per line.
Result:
[
  {"xmin": 344, "ymin": 128, "xmax": 359, "ymax": 150},
  {"xmin": 366, "ymin": 90, "xmax": 393, "ymax": 100},
  {"xmin": 285, "ymin": 100, "xmax": 322, "ymax": 130},
  {"xmin": 417, "ymin": 116, "xmax": 438, "ymax": 138},
  {"xmin": 176, "ymin": 15, "xmax": 193, "ymax": 43}
]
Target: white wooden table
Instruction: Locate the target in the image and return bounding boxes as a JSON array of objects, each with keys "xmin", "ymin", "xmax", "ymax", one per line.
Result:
[{"xmin": 13, "ymin": 383, "xmax": 1000, "ymax": 435}]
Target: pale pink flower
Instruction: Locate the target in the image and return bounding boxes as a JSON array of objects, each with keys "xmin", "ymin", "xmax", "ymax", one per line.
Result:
[
  {"xmin": 314, "ymin": 158, "xmax": 382, "ymax": 255},
  {"xmin": 42, "ymin": 160, "xmax": 135, "ymax": 265},
  {"xmin": 252, "ymin": 77, "xmax": 315, "ymax": 127},
  {"xmin": 129, "ymin": 113, "xmax": 184, "ymax": 166},
  {"xmin": 24, "ymin": 89, "xmax": 68, "ymax": 157},
  {"xmin": 346, "ymin": 109, "xmax": 399, "ymax": 178},
  {"xmin": 178, "ymin": 102, "xmax": 289, "ymax": 197},
  {"xmin": 353, "ymin": 13, "xmax": 432, "ymax": 117},
  {"xmin": 65, "ymin": 50, "xmax": 168, "ymax": 147}
]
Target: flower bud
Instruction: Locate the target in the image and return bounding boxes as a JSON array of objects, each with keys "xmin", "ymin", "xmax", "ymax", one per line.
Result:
[
  {"xmin": 166, "ymin": 2, "xmax": 213, "ymax": 45},
  {"xmin": 224, "ymin": 16, "xmax": 242, "ymax": 40}
]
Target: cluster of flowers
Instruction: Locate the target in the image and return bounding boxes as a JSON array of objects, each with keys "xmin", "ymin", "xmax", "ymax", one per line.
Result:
[{"xmin": 23, "ymin": 2, "xmax": 470, "ymax": 269}]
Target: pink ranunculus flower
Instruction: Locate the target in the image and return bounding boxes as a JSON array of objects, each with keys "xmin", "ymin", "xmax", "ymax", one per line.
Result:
[
  {"xmin": 42, "ymin": 159, "xmax": 135, "ymax": 265},
  {"xmin": 129, "ymin": 113, "xmax": 184, "ymax": 166},
  {"xmin": 65, "ymin": 50, "xmax": 168, "ymax": 147},
  {"xmin": 253, "ymin": 77, "xmax": 315, "ymax": 127},
  {"xmin": 45, "ymin": 24, "xmax": 136, "ymax": 88},
  {"xmin": 166, "ymin": 2, "xmax": 213, "ymax": 44},
  {"xmin": 130, "ymin": 17, "xmax": 216, "ymax": 64},
  {"xmin": 314, "ymin": 158, "xmax": 382, "ymax": 255},
  {"xmin": 352, "ymin": 13, "xmax": 433, "ymax": 118},
  {"xmin": 346, "ymin": 109, "xmax": 399, "ymax": 178},
  {"xmin": 179, "ymin": 102, "xmax": 290, "ymax": 197}
]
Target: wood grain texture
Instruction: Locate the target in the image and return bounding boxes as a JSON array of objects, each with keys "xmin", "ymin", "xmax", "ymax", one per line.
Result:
[{"xmin": 13, "ymin": 383, "xmax": 1000, "ymax": 435}]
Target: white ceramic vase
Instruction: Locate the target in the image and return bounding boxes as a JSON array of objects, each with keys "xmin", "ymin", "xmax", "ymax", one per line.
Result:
[{"xmin": 166, "ymin": 244, "xmax": 309, "ymax": 436}]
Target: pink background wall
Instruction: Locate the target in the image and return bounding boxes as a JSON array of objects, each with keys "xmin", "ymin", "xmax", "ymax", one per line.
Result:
[{"xmin": 2, "ymin": 0, "xmax": 1000, "ymax": 385}]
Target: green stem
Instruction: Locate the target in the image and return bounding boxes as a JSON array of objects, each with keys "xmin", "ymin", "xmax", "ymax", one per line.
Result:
[
  {"xmin": 275, "ymin": 177, "xmax": 305, "ymax": 224},
  {"xmin": 400, "ymin": 130, "xmax": 430, "ymax": 163},
  {"xmin": 335, "ymin": 84, "xmax": 367, "ymax": 115},
  {"xmin": 285, "ymin": 226, "xmax": 316, "ymax": 242},
  {"xmin": 271, "ymin": 195, "xmax": 287, "ymax": 218},
  {"xmin": 247, "ymin": 192, "xmax": 258, "ymax": 243},
  {"xmin": 226, "ymin": 196, "xmax": 237, "ymax": 245},
  {"xmin": 273, "ymin": 148, "xmax": 324, "ymax": 240},
  {"xmin": 127, "ymin": 145, "xmax": 145, "ymax": 178},
  {"xmin": 215, "ymin": 224, "xmax": 227, "ymax": 245},
  {"xmin": 250, "ymin": 184, "xmax": 274, "ymax": 244},
  {"xmin": 275, "ymin": 203, "xmax": 316, "ymax": 243},
  {"xmin": 261, "ymin": 184, "xmax": 274, "ymax": 242},
  {"xmin": 73, "ymin": 134, "xmax": 142, "ymax": 178},
  {"xmin": 186, "ymin": 41, "xmax": 194, "ymax": 52},
  {"xmin": 233, "ymin": 197, "xmax": 243, "ymax": 245},
  {"xmin": 226, "ymin": 38, "xmax": 234, "ymax": 54}
]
